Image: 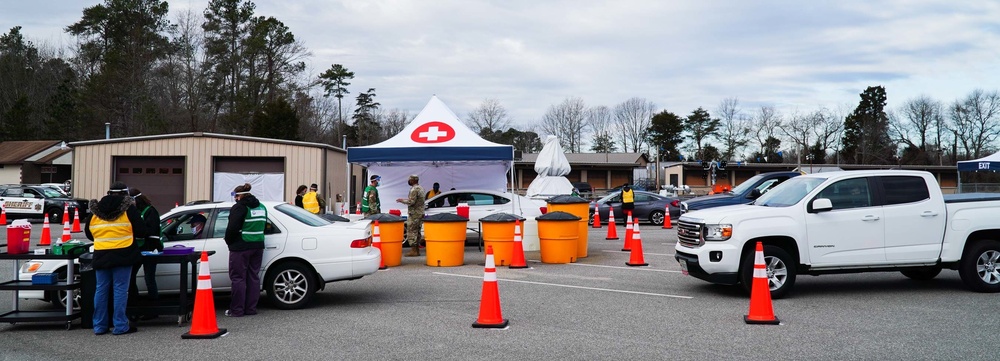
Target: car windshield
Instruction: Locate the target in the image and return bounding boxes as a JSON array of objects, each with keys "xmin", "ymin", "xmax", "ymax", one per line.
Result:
[
  {"xmin": 39, "ymin": 187, "xmax": 66, "ymax": 198},
  {"xmin": 275, "ymin": 203, "xmax": 332, "ymax": 227},
  {"xmin": 729, "ymin": 174, "xmax": 767, "ymax": 195},
  {"xmin": 753, "ymin": 177, "xmax": 827, "ymax": 207}
]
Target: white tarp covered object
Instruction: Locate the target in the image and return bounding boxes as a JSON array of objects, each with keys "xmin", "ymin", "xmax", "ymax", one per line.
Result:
[
  {"xmin": 347, "ymin": 96, "xmax": 515, "ymax": 209},
  {"xmin": 213, "ymin": 172, "xmax": 285, "ymax": 202},
  {"xmin": 525, "ymin": 135, "xmax": 573, "ymax": 198}
]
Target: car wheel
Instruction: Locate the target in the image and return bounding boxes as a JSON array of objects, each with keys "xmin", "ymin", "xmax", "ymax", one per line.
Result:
[
  {"xmin": 740, "ymin": 244, "xmax": 796, "ymax": 299},
  {"xmin": 900, "ymin": 266, "xmax": 942, "ymax": 281},
  {"xmin": 265, "ymin": 262, "xmax": 317, "ymax": 310},
  {"xmin": 47, "ymin": 207, "xmax": 63, "ymax": 224},
  {"xmin": 649, "ymin": 210, "xmax": 664, "ymax": 226},
  {"xmin": 959, "ymin": 240, "xmax": 1000, "ymax": 293},
  {"xmin": 51, "ymin": 268, "xmax": 81, "ymax": 310}
]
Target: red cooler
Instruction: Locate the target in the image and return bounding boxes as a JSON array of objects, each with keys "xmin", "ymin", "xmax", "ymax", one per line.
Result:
[
  {"xmin": 6, "ymin": 220, "xmax": 31, "ymax": 254},
  {"xmin": 456, "ymin": 204, "xmax": 470, "ymax": 219},
  {"xmin": 389, "ymin": 209, "xmax": 401, "ymax": 216}
]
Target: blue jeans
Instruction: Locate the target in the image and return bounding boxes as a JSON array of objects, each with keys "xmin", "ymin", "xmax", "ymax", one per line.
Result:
[{"xmin": 94, "ymin": 265, "xmax": 132, "ymax": 334}]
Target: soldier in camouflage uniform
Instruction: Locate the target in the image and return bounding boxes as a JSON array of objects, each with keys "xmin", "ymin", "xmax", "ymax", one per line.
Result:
[{"xmin": 396, "ymin": 174, "xmax": 425, "ymax": 257}]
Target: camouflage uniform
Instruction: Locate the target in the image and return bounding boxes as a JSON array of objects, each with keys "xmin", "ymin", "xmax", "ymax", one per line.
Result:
[{"xmin": 402, "ymin": 184, "xmax": 426, "ymax": 246}]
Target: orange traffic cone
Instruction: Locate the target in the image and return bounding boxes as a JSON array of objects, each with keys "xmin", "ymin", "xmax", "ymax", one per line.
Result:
[
  {"xmin": 39, "ymin": 215, "xmax": 52, "ymax": 246},
  {"xmin": 175, "ymin": 202, "xmax": 179, "ymax": 208},
  {"xmin": 61, "ymin": 212, "xmax": 72, "ymax": 242},
  {"xmin": 591, "ymin": 203, "xmax": 601, "ymax": 228},
  {"xmin": 71, "ymin": 208, "xmax": 82, "ymax": 233},
  {"xmin": 472, "ymin": 245, "xmax": 509, "ymax": 328},
  {"xmin": 605, "ymin": 208, "xmax": 618, "ymax": 240},
  {"xmin": 373, "ymin": 221, "xmax": 387, "ymax": 270},
  {"xmin": 745, "ymin": 242, "xmax": 780, "ymax": 325},
  {"xmin": 509, "ymin": 220, "xmax": 527, "ymax": 269},
  {"xmin": 662, "ymin": 205, "xmax": 672, "ymax": 229},
  {"xmin": 0, "ymin": 205, "xmax": 6, "ymax": 226},
  {"xmin": 626, "ymin": 222, "xmax": 648, "ymax": 267},
  {"xmin": 356, "ymin": 202, "xmax": 361, "ymax": 215},
  {"xmin": 183, "ymin": 251, "xmax": 228, "ymax": 339},
  {"xmin": 621, "ymin": 211, "xmax": 634, "ymax": 251}
]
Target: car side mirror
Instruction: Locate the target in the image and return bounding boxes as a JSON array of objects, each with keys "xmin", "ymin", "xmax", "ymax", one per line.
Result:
[
  {"xmin": 748, "ymin": 189, "xmax": 762, "ymax": 199},
  {"xmin": 810, "ymin": 198, "xmax": 833, "ymax": 213}
]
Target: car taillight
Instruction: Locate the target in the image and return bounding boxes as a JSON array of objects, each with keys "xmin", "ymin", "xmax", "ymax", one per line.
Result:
[
  {"xmin": 671, "ymin": 200, "xmax": 679, "ymax": 207},
  {"xmin": 350, "ymin": 237, "xmax": 372, "ymax": 248}
]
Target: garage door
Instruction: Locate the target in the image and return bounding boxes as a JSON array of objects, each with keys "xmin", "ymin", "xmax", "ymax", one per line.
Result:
[
  {"xmin": 213, "ymin": 157, "xmax": 285, "ymax": 202},
  {"xmin": 115, "ymin": 156, "xmax": 185, "ymax": 213}
]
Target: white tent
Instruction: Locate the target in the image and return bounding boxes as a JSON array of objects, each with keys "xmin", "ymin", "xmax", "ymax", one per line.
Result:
[
  {"xmin": 347, "ymin": 96, "xmax": 515, "ymax": 210},
  {"xmin": 956, "ymin": 151, "xmax": 1000, "ymax": 193}
]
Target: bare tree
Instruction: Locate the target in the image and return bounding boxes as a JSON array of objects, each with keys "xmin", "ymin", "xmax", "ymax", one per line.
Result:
[
  {"xmin": 948, "ymin": 89, "xmax": 1000, "ymax": 159},
  {"xmin": 380, "ymin": 108, "xmax": 411, "ymax": 140},
  {"xmin": 466, "ymin": 98, "xmax": 511, "ymax": 135},
  {"xmin": 779, "ymin": 110, "xmax": 815, "ymax": 163},
  {"xmin": 716, "ymin": 97, "xmax": 750, "ymax": 161},
  {"xmin": 751, "ymin": 105, "xmax": 782, "ymax": 156},
  {"xmin": 811, "ymin": 108, "xmax": 843, "ymax": 162},
  {"xmin": 587, "ymin": 105, "xmax": 615, "ymax": 152},
  {"xmin": 613, "ymin": 97, "xmax": 656, "ymax": 153},
  {"xmin": 540, "ymin": 97, "xmax": 587, "ymax": 152}
]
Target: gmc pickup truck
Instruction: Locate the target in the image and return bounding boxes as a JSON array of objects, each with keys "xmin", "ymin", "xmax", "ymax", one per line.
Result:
[{"xmin": 675, "ymin": 170, "xmax": 1000, "ymax": 298}]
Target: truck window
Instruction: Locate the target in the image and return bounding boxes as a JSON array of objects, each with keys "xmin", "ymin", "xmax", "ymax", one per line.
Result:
[
  {"xmin": 881, "ymin": 176, "xmax": 929, "ymax": 205},
  {"xmin": 755, "ymin": 177, "xmax": 826, "ymax": 207},
  {"xmin": 815, "ymin": 178, "xmax": 872, "ymax": 210}
]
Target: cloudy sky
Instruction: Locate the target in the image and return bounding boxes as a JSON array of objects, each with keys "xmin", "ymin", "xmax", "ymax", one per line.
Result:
[{"xmin": 3, "ymin": 0, "xmax": 999, "ymax": 128}]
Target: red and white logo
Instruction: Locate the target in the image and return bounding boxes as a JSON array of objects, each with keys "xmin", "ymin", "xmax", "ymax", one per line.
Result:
[{"xmin": 411, "ymin": 121, "xmax": 455, "ymax": 143}]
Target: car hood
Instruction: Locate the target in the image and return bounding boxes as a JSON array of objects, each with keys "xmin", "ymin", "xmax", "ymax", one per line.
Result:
[
  {"xmin": 683, "ymin": 193, "xmax": 737, "ymax": 207},
  {"xmin": 680, "ymin": 204, "xmax": 775, "ymax": 223}
]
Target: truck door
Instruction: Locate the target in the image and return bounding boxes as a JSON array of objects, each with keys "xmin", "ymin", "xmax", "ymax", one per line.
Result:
[
  {"xmin": 878, "ymin": 175, "xmax": 944, "ymax": 262},
  {"xmin": 805, "ymin": 177, "xmax": 886, "ymax": 266}
]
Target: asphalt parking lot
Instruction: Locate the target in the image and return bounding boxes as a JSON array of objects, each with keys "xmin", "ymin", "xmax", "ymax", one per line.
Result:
[{"xmin": 1, "ymin": 222, "xmax": 998, "ymax": 360}]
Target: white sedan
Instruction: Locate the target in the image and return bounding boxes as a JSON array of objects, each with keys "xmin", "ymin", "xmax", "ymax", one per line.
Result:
[
  {"xmin": 423, "ymin": 189, "xmax": 545, "ymax": 228},
  {"xmin": 19, "ymin": 201, "xmax": 381, "ymax": 310}
]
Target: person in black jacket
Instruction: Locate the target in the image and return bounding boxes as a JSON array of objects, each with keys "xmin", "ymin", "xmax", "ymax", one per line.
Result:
[
  {"xmin": 294, "ymin": 185, "xmax": 307, "ymax": 208},
  {"xmin": 224, "ymin": 183, "xmax": 266, "ymax": 317},
  {"xmin": 86, "ymin": 181, "xmax": 149, "ymax": 335},
  {"xmin": 127, "ymin": 188, "xmax": 162, "ymax": 317}
]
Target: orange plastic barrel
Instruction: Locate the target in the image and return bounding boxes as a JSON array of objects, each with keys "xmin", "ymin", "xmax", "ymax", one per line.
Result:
[
  {"xmin": 366, "ymin": 213, "xmax": 405, "ymax": 267},
  {"xmin": 479, "ymin": 213, "xmax": 526, "ymax": 266},
  {"xmin": 535, "ymin": 211, "xmax": 581, "ymax": 264},
  {"xmin": 423, "ymin": 213, "xmax": 469, "ymax": 267},
  {"xmin": 546, "ymin": 195, "xmax": 591, "ymax": 259}
]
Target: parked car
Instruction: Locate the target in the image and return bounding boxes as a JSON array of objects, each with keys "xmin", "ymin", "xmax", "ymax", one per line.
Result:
[
  {"xmin": 0, "ymin": 184, "xmax": 90, "ymax": 223},
  {"xmin": 570, "ymin": 182, "xmax": 594, "ymax": 198},
  {"xmin": 589, "ymin": 190, "xmax": 680, "ymax": 226},
  {"xmin": 424, "ymin": 189, "xmax": 546, "ymax": 229},
  {"xmin": 18, "ymin": 201, "xmax": 381, "ymax": 310},
  {"xmin": 679, "ymin": 171, "xmax": 800, "ymax": 215}
]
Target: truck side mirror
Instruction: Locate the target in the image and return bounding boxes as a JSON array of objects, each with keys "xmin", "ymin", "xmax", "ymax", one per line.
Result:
[
  {"xmin": 748, "ymin": 189, "xmax": 762, "ymax": 199},
  {"xmin": 809, "ymin": 198, "xmax": 833, "ymax": 213}
]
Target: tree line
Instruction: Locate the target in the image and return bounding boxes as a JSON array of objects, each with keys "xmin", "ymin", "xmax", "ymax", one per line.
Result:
[{"xmin": 1, "ymin": 0, "xmax": 998, "ymax": 167}]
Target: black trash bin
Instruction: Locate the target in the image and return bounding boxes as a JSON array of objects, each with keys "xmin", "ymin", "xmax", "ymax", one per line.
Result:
[{"xmin": 79, "ymin": 252, "xmax": 95, "ymax": 329}]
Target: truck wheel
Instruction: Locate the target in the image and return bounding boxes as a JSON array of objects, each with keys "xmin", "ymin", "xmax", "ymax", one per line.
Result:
[
  {"xmin": 900, "ymin": 266, "xmax": 942, "ymax": 281},
  {"xmin": 959, "ymin": 240, "xmax": 1000, "ymax": 293},
  {"xmin": 649, "ymin": 210, "xmax": 665, "ymax": 226},
  {"xmin": 740, "ymin": 245, "xmax": 796, "ymax": 299},
  {"xmin": 265, "ymin": 262, "xmax": 316, "ymax": 310}
]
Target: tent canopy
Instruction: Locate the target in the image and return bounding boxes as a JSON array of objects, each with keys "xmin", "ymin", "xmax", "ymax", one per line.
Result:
[
  {"xmin": 957, "ymin": 151, "xmax": 1000, "ymax": 172},
  {"xmin": 347, "ymin": 96, "xmax": 515, "ymax": 209}
]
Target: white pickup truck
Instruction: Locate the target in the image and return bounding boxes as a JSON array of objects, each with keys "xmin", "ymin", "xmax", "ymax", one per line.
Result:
[{"xmin": 674, "ymin": 170, "xmax": 1000, "ymax": 298}]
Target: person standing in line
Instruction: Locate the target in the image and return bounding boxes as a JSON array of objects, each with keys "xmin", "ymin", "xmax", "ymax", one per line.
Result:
[
  {"xmin": 362, "ymin": 175, "xmax": 381, "ymax": 216},
  {"xmin": 86, "ymin": 181, "xmax": 148, "ymax": 335},
  {"xmin": 127, "ymin": 188, "xmax": 162, "ymax": 319},
  {"xmin": 294, "ymin": 185, "xmax": 307, "ymax": 208},
  {"xmin": 224, "ymin": 183, "xmax": 266, "ymax": 317},
  {"xmin": 302, "ymin": 184, "xmax": 321, "ymax": 214},
  {"xmin": 396, "ymin": 175, "xmax": 425, "ymax": 257},
  {"xmin": 621, "ymin": 183, "xmax": 635, "ymax": 217}
]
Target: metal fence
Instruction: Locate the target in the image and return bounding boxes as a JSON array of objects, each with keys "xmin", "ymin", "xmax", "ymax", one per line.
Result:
[{"xmin": 959, "ymin": 183, "xmax": 1000, "ymax": 193}]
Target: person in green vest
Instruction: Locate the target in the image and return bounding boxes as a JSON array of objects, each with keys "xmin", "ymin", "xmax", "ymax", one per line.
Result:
[
  {"xmin": 362, "ymin": 175, "xmax": 381, "ymax": 216},
  {"xmin": 224, "ymin": 183, "xmax": 266, "ymax": 317},
  {"xmin": 127, "ymin": 188, "xmax": 162, "ymax": 319}
]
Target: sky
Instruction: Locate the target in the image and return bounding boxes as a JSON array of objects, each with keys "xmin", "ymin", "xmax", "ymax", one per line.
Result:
[{"xmin": 2, "ymin": 0, "xmax": 999, "ymax": 131}]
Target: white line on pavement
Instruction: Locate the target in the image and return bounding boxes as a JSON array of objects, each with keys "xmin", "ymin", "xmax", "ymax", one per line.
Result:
[
  {"xmin": 433, "ymin": 272, "xmax": 693, "ymax": 299},
  {"xmin": 561, "ymin": 262, "xmax": 683, "ymax": 273}
]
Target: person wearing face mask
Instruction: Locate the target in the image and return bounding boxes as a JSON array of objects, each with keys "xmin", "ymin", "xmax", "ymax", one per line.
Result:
[
  {"xmin": 224, "ymin": 183, "xmax": 265, "ymax": 317},
  {"xmin": 127, "ymin": 188, "xmax": 162, "ymax": 319},
  {"xmin": 189, "ymin": 214, "xmax": 207, "ymax": 238},
  {"xmin": 362, "ymin": 175, "xmax": 381, "ymax": 216}
]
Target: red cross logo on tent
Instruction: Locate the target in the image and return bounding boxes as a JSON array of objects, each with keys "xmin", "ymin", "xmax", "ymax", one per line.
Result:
[{"xmin": 411, "ymin": 121, "xmax": 455, "ymax": 143}]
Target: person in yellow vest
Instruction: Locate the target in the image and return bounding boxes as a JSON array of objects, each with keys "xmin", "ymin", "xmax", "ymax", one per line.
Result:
[
  {"xmin": 621, "ymin": 183, "xmax": 635, "ymax": 216},
  {"xmin": 425, "ymin": 182, "xmax": 443, "ymax": 207},
  {"xmin": 302, "ymin": 184, "xmax": 321, "ymax": 214},
  {"xmin": 85, "ymin": 181, "xmax": 149, "ymax": 335},
  {"xmin": 224, "ymin": 183, "xmax": 266, "ymax": 317}
]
